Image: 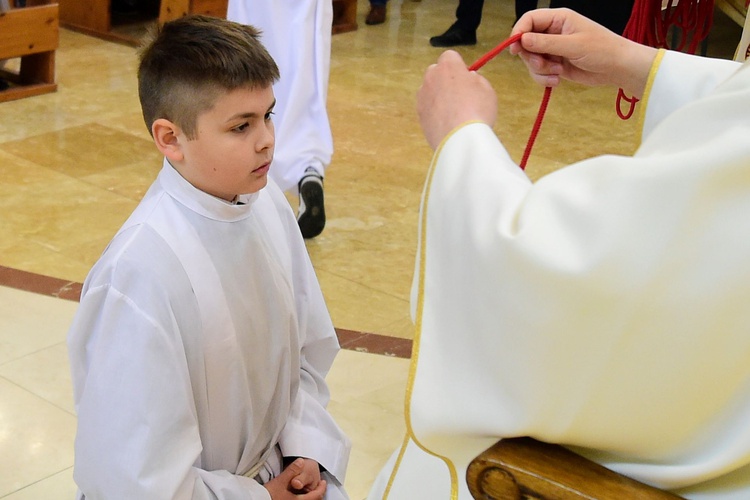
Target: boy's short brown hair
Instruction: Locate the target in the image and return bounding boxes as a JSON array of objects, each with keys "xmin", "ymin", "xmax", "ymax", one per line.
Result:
[{"xmin": 138, "ymin": 15, "xmax": 280, "ymax": 139}]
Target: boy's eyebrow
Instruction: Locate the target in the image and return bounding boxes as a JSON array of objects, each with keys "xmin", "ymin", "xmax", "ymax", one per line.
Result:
[{"xmin": 226, "ymin": 99, "xmax": 277, "ymax": 122}]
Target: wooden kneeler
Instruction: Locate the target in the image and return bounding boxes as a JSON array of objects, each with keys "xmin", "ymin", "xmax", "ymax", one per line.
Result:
[
  {"xmin": 0, "ymin": 0, "xmax": 59, "ymax": 103},
  {"xmin": 467, "ymin": 437, "xmax": 685, "ymax": 499}
]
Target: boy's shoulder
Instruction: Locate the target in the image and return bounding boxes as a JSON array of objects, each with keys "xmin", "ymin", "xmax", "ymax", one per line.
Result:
[
  {"xmin": 85, "ymin": 175, "xmax": 190, "ymax": 296},
  {"xmin": 86, "ymin": 221, "xmax": 188, "ymax": 294}
]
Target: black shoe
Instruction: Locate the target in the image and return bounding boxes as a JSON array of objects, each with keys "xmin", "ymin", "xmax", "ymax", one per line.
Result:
[
  {"xmin": 297, "ymin": 168, "xmax": 325, "ymax": 239},
  {"xmin": 429, "ymin": 25, "xmax": 477, "ymax": 47},
  {"xmin": 365, "ymin": 5, "xmax": 386, "ymax": 25}
]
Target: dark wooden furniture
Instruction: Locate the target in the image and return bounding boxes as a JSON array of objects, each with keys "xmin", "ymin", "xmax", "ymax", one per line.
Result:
[
  {"xmin": 58, "ymin": 0, "xmax": 356, "ymax": 46},
  {"xmin": 158, "ymin": 0, "xmax": 225, "ymax": 25},
  {"xmin": 58, "ymin": 0, "xmax": 132, "ymax": 45},
  {"xmin": 332, "ymin": 0, "xmax": 357, "ymax": 34},
  {"xmin": 0, "ymin": 0, "xmax": 59, "ymax": 103},
  {"xmin": 467, "ymin": 437, "xmax": 685, "ymax": 499}
]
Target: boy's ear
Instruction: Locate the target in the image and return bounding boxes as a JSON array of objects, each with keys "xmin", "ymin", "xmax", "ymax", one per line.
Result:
[{"xmin": 152, "ymin": 118, "xmax": 184, "ymax": 163}]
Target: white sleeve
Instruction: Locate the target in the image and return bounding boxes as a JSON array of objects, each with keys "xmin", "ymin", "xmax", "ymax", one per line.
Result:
[
  {"xmin": 410, "ymin": 81, "xmax": 750, "ymax": 490},
  {"xmin": 278, "ymin": 381, "xmax": 351, "ymax": 483},
  {"xmin": 68, "ymin": 286, "xmax": 271, "ymax": 500},
  {"xmin": 262, "ymin": 179, "xmax": 351, "ymax": 484},
  {"xmin": 280, "ymin": 226, "xmax": 352, "ymax": 483},
  {"xmin": 642, "ymin": 50, "xmax": 741, "ymax": 140}
]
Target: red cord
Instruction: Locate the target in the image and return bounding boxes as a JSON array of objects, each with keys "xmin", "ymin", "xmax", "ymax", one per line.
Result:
[
  {"xmin": 616, "ymin": 88, "xmax": 639, "ymax": 120},
  {"xmin": 468, "ymin": 33, "xmax": 524, "ymax": 72},
  {"xmin": 521, "ymin": 86, "xmax": 552, "ymax": 168},
  {"xmin": 468, "ymin": 33, "xmax": 552, "ymax": 170}
]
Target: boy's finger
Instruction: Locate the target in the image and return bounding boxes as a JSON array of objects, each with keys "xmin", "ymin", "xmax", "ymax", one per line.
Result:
[
  {"xmin": 291, "ymin": 477, "xmax": 305, "ymax": 490},
  {"xmin": 299, "ymin": 479, "xmax": 327, "ymax": 500},
  {"xmin": 281, "ymin": 458, "xmax": 305, "ymax": 479}
]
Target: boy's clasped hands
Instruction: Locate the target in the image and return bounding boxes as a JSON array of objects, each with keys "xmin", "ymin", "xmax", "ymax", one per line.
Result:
[{"xmin": 264, "ymin": 458, "xmax": 326, "ymax": 499}]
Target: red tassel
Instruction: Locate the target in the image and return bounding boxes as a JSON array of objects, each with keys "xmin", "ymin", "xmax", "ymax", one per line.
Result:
[{"xmin": 617, "ymin": 0, "xmax": 716, "ymax": 119}]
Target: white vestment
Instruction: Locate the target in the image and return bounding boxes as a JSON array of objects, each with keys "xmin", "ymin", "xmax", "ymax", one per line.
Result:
[
  {"xmin": 369, "ymin": 50, "xmax": 750, "ymax": 499},
  {"xmin": 227, "ymin": 0, "xmax": 333, "ymax": 192},
  {"xmin": 68, "ymin": 160, "xmax": 350, "ymax": 499}
]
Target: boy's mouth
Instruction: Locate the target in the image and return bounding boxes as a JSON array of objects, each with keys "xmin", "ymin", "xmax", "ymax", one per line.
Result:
[{"xmin": 253, "ymin": 161, "xmax": 271, "ymax": 174}]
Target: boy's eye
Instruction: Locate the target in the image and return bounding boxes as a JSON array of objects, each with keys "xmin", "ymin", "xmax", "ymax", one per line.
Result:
[
  {"xmin": 264, "ymin": 111, "xmax": 275, "ymax": 121},
  {"xmin": 233, "ymin": 122, "xmax": 249, "ymax": 132}
]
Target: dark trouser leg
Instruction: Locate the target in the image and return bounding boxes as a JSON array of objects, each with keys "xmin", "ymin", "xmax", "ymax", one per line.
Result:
[
  {"xmin": 454, "ymin": 0, "xmax": 485, "ymax": 32},
  {"xmin": 515, "ymin": 0, "xmax": 538, "ymax": 21},
  {"xmin": 549, "ymin": 0, "xmax": 635, "ymax": 34}
]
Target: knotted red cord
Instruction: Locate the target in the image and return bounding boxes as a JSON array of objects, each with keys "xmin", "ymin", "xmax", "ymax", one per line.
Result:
[{"xmin": 468, "ymin": 32, "xmax": 552, "ymax": 170}]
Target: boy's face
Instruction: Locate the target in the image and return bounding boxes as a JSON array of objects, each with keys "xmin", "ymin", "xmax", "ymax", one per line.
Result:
[{"xmin": 177, "ymin": 85, "xmax": 276, "ymax": 201}]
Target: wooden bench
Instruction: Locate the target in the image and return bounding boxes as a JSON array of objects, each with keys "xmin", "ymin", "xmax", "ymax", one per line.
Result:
[
  {"xmin": 160, "ymin": 0, "xmax": 357, "ymax": 33},
  {"xmin": 0, "ymin": 0, "xmax": 59, "ymax": 103},
  {"xmin": 158, "ymin": 0, "xmax": 226, "ymax": 24},
  {"xmin": 467, "ymin": 437, "xmax": 684, "ymax": 500},
  {"xmin": 332, "ymin": 0, "xmax": 357, "ymax": 34},
  {"xmin": 58, "ymin": 0, "xmax": 356, "ymax": 46}
]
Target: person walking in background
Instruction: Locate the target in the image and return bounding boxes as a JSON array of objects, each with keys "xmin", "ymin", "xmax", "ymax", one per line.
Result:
[
  {"xmin": 227, "ymin": 0, "xmax": 332, "ymax": 239},
  {"xmin": 366, "ymin": 0, "xmax": 388, "ymax": 25},
  {"xmin": 431, "ymin": 0, "xmax": 635, "ymax": 47},
  {"xmin": 429, "ymin": 0, "xmax": 484, "ymax": 47}
]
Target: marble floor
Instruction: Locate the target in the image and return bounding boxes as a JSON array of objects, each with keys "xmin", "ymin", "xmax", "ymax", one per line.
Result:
[{"xmin": 0, "ymin": 0, "xmax": 743, "ymax": 498}]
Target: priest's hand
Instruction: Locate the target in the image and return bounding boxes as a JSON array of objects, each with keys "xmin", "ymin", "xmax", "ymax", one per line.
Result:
[
  {"xmin": 263, "ymin": 457, "xmax": 326, "ymax": 499},
  {"xmin": 509, "ymin": 8, "xmax": 658, "ymax": 99},
  {"xmin": 417, "ymin": 50, "xmax": 498, "ymax": 150}
]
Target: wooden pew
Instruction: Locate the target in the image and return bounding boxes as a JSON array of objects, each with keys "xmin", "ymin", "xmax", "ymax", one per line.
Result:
[
  {"xmin": 0, "ymin": 0, "xmax": 59, "ymax": 103},
  {"xmin": 158, "ymin": 0, "xmax": 226, "ymax": 24},
  {"xmin": 58, "ymin": 0, "xmax": 356, "ymax": 47},
  {"xmin": 332, "ymin": 0, "xmax": 357, "ymax": 34}
]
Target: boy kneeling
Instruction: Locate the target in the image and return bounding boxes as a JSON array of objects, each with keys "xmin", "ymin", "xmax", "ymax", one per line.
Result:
[{"xmin": 68, "ymin": 15, "xmax": 350, "ymax": 499}]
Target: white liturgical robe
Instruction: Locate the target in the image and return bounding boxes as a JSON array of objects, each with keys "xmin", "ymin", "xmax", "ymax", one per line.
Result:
[
  {"xmin": 368, "ymin": 50, "xmax": 750, "ymax": 499},
  {"xmin": 68, "ymin": 160, "xmax": 350, "ymax": 499}
]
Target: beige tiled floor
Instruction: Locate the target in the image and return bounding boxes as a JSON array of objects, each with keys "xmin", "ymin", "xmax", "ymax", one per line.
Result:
[
  {"xmin": 0, "ymin": 0, "xmax": 744, "ymax": 497},
  {"xmin": 0, "ymin": 285, "xmax": 409, "ymax": 499},
  {"xmin": 0, "ymin": 286, "xmax": 78, "ymax": 499}
]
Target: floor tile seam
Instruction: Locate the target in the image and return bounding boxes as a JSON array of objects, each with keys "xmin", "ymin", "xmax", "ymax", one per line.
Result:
[
  {"xmin": 0, "ymin": 466, "xmax": 75, "ymax": 499},
  {"xmin": 313, "ymin": 265, "xmax": 411, "ymax": 304},
  {"xmin": 0, "ymin": 340, "xmax": 68, "ymax": 371},
  {"xmin": 0, "ymin": 139, "xmax": 150, "ymax": 202},
  {"xmin": 0, "ymin": 373, "xmax": 77, "ymax": 417},
  {"xmin": 0, "ymin": 265, "xmax": 413, "ymax": 359}
]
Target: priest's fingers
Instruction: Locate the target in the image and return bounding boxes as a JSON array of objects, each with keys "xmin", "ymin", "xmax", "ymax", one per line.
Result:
[
  {"xmin": 515, "ymin": 51, "xmax": 564, "ymax": 88},
  {"xmin": 511, "ymin": 7, "xmax": 583, "ymax": 39},
  {"xmin": 417, "ymin": 50, "xmax": 497, "ymax": 150},
  {"xmin": 510, "ymin": 8, "xmax": 631, "ymax": 88}
]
